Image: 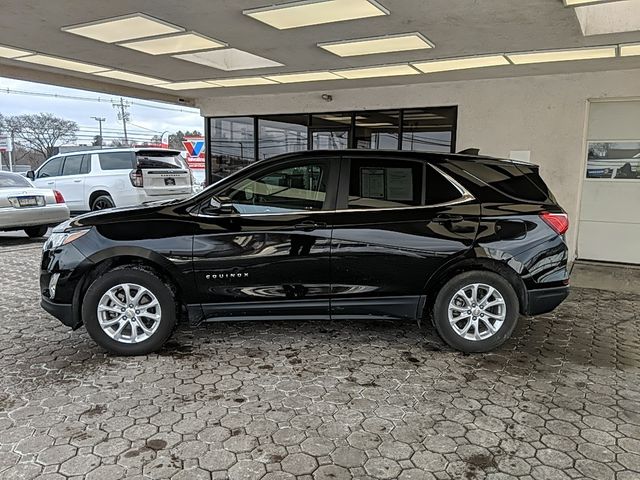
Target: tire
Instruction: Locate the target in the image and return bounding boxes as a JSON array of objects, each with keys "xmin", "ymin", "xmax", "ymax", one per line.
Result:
[
  {"xmin": 91, "ymin": 194, "xmax": 115, "ymax": 211},
  {"xmin": 82, "ymin": 267, "xmax": 177, "ymax": 355},
  {"xmin": 24, "ymin": 225, "xmax": 48, "ymax": 238},
  {"xmin": 432, "ymin": 271, "xmax": 519, "ymax": 353}
]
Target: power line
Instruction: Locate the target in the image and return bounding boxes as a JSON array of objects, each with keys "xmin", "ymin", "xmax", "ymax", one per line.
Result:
[{"xmin": 0, "ymin": 87, "xmax": 198, "ymax": 113}]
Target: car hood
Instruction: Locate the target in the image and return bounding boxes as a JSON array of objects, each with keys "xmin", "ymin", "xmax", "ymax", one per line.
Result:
[{"xmin": 61, "ymin": 198, "xmax": 190, "ymax": 232}]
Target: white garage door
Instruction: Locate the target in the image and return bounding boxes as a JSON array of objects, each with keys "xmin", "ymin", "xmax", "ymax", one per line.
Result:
[{"xmin": 578, "ymin": 101, "xmax": 640, "ymax": 264}]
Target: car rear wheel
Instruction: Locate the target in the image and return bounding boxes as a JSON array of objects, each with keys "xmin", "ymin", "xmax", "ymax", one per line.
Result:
[
  {"xmin": 432, "ymin": 271, "xmax": 519, "ymax": 353},
  {"xmin": 91, "ymin": 194, "xmax": 114, "ymax": 211},
  {"xmin": 82, "ymin": 267, "xmax": 177, "ymax": 355},
  {"xmin": 24, "ymin": 226, "xmax": 48, "ymax": 238}
]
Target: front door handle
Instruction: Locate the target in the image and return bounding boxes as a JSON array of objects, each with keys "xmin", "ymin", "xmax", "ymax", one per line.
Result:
[
  {"xmin": 294, "ymin": 221, "xmax": 327, "ymax": 231},
  {"xmin": 433, "ymin": 214, "xmax": 464, "ymax": 224}
]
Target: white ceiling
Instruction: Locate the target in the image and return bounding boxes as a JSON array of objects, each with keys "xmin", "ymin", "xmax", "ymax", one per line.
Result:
[{"xmin": 1, "ymin": 0, "xmax": 640, "ymax": 103}]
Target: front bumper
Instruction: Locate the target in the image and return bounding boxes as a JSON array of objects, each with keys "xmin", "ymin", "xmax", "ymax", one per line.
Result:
[
  {"xmin": 41, "ymin": 296, "xmax": 81, "ymax": 329},
  {"xmin": 526, "ymin": 285, "xmax": 570, "ymax": 316}
]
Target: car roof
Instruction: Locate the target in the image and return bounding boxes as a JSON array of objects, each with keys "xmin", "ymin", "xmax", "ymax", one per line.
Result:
[
  {"xmin": 264, "ymin": 149, "xmax": 539, "ymax": 167},
  {"xmin": 47, "ymin": 147, "xmax": 181, "ymax": 159}
]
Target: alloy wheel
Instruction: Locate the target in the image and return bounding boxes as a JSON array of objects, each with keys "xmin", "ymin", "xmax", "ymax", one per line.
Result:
[
  {"xmin": 447, "ymin": 283, "xmax": 506, "ymax": 341},
  {"xmin": 97, "ymin": 283, "xmax": 162, "ymax": 344}
]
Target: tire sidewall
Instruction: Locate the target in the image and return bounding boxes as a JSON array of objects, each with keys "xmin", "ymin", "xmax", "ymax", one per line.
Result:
[
  {"xmin": 433, "ymin": 271, "xmax": 519, "ymax": 353},
  {"xmin": 25, "ymin": 226, "xmax": 48, "ymax": 238},
  {"xmin": 91, "ymin": 195, "xmax": 114, "ymax": 211},
  {"xmin": 82, "ymin": 268, "xmax": 176, "ymax": 355}
]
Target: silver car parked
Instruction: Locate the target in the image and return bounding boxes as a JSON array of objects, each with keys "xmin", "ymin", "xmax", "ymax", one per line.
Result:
[{"xmin": 0, "ymin": 171, "xmax": 70, "ymax": 238}]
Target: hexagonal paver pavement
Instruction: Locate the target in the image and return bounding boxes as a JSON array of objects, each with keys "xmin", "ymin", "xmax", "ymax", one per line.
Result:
[{"xmin": 0, "ymin": 240, "xmax": 639, "ymax": 479}]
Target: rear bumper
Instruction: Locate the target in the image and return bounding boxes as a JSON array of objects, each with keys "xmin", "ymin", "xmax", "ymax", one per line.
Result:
[
  {"xmin": 41, "ymin": 297, "xmax": 81, "ymax": 329},
  {"xmin": 526, "ymin": 285, "xmax": 570, "ymax": 316},
  {"xmin": 116, "ymin": 189, "xmax": 191, "ymax": 207},
  {"xmin": 0, "ymin": 204, "xmax": 70, "ymax": 230}
]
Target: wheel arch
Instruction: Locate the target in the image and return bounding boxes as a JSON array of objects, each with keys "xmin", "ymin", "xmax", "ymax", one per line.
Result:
[
  {"xmin": 421, "ymin": 255, "xmax": 528, "ymax": 319},
  {"xmin": 74, "ymin": 248, "xmax": 190, "ymax": 325},
  {"xmin": 88, "ymin": 189, "xmax": 113, "ymax": 209}
]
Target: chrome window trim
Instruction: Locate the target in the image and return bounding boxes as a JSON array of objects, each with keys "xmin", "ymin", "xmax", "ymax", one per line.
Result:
[{"xmin": 191, "ymin": 163, "xmax": 475, "ymax": 219}]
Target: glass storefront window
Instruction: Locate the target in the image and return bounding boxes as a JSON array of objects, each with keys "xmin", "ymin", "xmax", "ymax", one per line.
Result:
[
  {"xmin": 258, "ymin": 116, "xmax": 308, "ymax": 160},
  {"xmin": 210, "ymin": 117, "xmax": 255, "ymax": 180},
  {"xmin": 354, "ymin": 111, "xmax": 400, "ymax": 149},
  {"xmin": 402, "ymin": 108, "xmax": 455, "ymax": 153}
]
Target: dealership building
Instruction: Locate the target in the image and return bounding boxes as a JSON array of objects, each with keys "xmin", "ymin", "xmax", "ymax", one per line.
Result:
[{"xmin": 1, "ymin": 0, "xmax": 640, "ymax": 263}]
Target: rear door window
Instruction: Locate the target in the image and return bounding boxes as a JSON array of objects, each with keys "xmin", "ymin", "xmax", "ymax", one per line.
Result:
[
  {"xmin": 37, "ymin": 157, "xmax": 63, "ymax": 178},
  {"xmin": 99, "ymin": 152, "xmax": 135, "ymax": 170},
  {"xmin": 346, "ymin": 158, "xmax": 424, "ymax": 209},
  {"xmin": 80, "ymin": 154, "xmax": 91, "ymax": 174},
  {"xmin": 61, "ymin": 155, "xmax": 83, "ymax": 176}
]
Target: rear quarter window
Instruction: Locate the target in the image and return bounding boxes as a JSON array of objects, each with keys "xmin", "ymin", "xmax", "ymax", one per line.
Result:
[
  {"xmin": 426, "ymin": 165, "xmax": 463, "ymax": 204},
  {"xmin": 99, "ymin": 152, "xmax": 135, "ymax": 171}
]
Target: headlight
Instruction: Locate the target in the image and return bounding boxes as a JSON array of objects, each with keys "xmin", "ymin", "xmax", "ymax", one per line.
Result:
[{"xmin": 44, "ymin": 229, "xmax": 90, "ymax": 251}]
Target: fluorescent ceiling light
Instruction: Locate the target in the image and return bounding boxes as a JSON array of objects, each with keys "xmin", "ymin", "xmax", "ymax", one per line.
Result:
[
  {"xmin": 17, "ymin": 54, "xmax": 109, "ymax": 73},
  {"xmin": 95, "ymin": 70, "xmax": 167, "ymax": 85},
  {"xmin": 158, "ymin": 81, "xmax": 221, "ymax": 90},
  {"xmin": 243, "ymin": 0, "xmax": 389, "ymax": 29},
  {"xmin": 319, "ymin": 33, "xmax": 434, "ymax": 57},
  {"xmin": 412, "ymin": 55, "xmax": 509, "ymax": 73},
  {"xmin": 620, "ymin": 43, "xmax": 640, "ymax": 56},
  {"xmin": 120, "ymin": 32, "xmax": 226, "ymax": 55},
  {"xmin": 574, "ymin": 1, "xmax": 640, "ymax": 36},
  {"xmin": 174, "ymin": 48, "xmax": 283, "ymax": 71},
  {"xmin": 0, "ymin": 45, "xmax": 32, "ymax": 59},
  {"xmin": 333, "ymin": 64, "xmax": 420, "ymax": 79},
  {"xmin": 62, "ymin": 13, "xmax": 183, "ymax": 43},
  {"xmin": 265, "ymin": 71, "xmax": 342, "ymax": 83},
  {"xmin": 212, "ymin": 77, "xmax": 278, "ymax": 87},
  {"xmin": 564, "ymin": 0, "xmax": 606, "ymax": 5},
  {"xmin": 506, "ymin": 46, "xmax": 617, "ymax": 64}
]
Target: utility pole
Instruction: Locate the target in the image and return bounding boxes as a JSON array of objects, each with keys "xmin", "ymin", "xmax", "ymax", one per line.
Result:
[
  {"xmin": 112, "ymin": 98, "xmax": 130, "ymax": 145},
  {"xmin": 91, "ymin": 116, "xmax": 106, "ymax": 148}
]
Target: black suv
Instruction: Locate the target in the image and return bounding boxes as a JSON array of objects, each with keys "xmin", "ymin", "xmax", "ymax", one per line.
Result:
[{"xmin": 40, "ymin": 150, "xmax": 569, "ymax": 355}]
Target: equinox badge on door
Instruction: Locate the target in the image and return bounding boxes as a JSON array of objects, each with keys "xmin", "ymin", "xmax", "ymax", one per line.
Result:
[{"xmin": 206, "ymin": 272, "xmax": 249, "ymax": 280}]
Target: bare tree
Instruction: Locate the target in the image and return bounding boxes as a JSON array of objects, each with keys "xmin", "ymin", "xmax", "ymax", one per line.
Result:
[{"xmin": 1, "ymin": 113, "xmax": 78, "ymax": 160}]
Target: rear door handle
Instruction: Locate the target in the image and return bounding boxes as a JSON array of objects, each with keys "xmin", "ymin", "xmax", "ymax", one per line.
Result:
[
  {"xmin": 433, "ymin": 214, "xmax": 464, "ymax": 224},
  {"xmin": 294, "ymin": 221, "xmax": 327, "ymax": 231},
  {"xmin": 73, "ymin": 179, "xmax": 82, "ymax": 183}
]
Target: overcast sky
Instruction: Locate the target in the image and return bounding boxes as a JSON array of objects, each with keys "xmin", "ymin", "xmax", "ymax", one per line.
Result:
[{"xmin": 0, "ymin": 77, "xmax": 203, "ymax": 146}]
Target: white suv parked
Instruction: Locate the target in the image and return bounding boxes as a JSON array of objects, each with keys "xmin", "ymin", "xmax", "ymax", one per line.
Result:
[{"xmin": 28, "ymin": 148, "xmax": 194, "ymax": 211}]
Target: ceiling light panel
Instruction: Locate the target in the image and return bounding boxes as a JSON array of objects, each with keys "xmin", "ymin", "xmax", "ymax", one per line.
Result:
[
  {"xmin": 63, "ymin": 13, "xmax": 183, "ymax": 43},
  {"xmin": 158, "ymin": 81, "xmax": 221, "ymax": 90},
  {"xmin": 506, "ymin": 46, "xmax": 617, "ymax": 64},
  {"xmin": 174, "ymin": 48, "xmax": 283, "ymax": 71},
  {"xmin": 17, "ymin": 54, "xmax": 109, "ymax": 73},
  {"xmin": 319, "ymin": 33, "xmax": 434, "ymax": 57},
  {"xmin": 243, "ymin": 0, "xmax": 389, "ymax": 29},
  {"xmin": 333, "ymin": 64, "xmax": 420, "ymax": 79},
  {"xmin": 95, "ymin": 70, "xmax": 167, "ymax": 85},
  {"xmin": 620, "ymin": 43, "xmax": 640, "ymax": 56},
  {"xmin": 563, "ymin": 0, "xmax": 606, "ymax": 5},
  {"xmin": 120, "ymin": 32, "xmax": 226, "ymax": 55},
  {"xmin": 212, "ymin": 77, "xmax": 278, "ymax": 87},
  {"xmin": 0, "ymin": 45, "xmax": 32, "ymax": 58},
  {"xmin": 412, "ymin": 55, "xmax": 509, "ymax": 73},
  {"xmin": 265, "ymin": 71, "xmax": 342, "ymax": 83}
]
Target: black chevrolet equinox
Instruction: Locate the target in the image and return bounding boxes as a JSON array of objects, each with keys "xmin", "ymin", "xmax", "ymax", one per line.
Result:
[{"xmin": 40, "ymin": 150, "xmax": 570, "ymax": 355}]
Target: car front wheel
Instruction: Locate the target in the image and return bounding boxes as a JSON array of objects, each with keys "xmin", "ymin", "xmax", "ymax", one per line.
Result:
[
  {"xmin": 82, "ymin": 267, "xmax": 177, "ymax": 355},
  {"xmin": 432, "ymin": 271, "xmax": 519, "ymax": 353}
]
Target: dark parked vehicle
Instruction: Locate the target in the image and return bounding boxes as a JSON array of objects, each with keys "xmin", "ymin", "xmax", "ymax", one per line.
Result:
[{"xmin": 40, "ymin": 150, "xmax": 569, "ymax": 355}]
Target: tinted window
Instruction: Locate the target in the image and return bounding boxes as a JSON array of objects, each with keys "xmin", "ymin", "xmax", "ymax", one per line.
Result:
[
  {"xmin": 426, "ymin": 166, "xmax": 463, "ymax": 204},
  {"xmin": 61, "ymin": 155, "xmax": 83, "ymax": 176},
  {"xmin": 222, "ymin": 161, "xmax": 329, "ymax": 214},
  {"xmin": 80, "ymin": 154, "xmax": 91, "ymax": 174},
  {"xmin": 348, "ymin": 158, "xmax": 423, "ymax": 209},
  {"xmin": 99, "ymin": 152, "xmax": 135, "ymax": 170},
  {"xmin": 0, "ymin": 173, "xmax": 31, "ymax": 188},
  {"xmin": 37, "ymin": 157, "xmax": 63, "ymax": 178}
]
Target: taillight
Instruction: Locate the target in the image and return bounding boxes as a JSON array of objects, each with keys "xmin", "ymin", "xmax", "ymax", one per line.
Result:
[
  {"xmin": 540, "ymin": 211, "xmax": 569, "ymax": 235},
  {"xmin": 130, "ymin": 169, "xmax": 143, "ymax": 188},
  {"xmin": 54, "ymin": 190, "xmax": 65, "ymax": 204}
]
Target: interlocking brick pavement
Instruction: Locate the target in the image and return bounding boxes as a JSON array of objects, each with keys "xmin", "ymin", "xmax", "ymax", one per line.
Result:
[{"xmin": 0, "ymin": 240, "xmax": 639, "ymax": 479}]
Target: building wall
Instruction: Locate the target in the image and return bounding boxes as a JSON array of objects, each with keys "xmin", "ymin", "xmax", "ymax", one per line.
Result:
[{"xmin": 198, "ymin": 68, "xmax": 640, "ymax": 259}]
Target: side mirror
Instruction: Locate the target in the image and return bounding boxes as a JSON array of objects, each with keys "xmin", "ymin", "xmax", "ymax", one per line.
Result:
[
  {"xmin": 26, "ymin": 171, "xmax": 35, "ymax": 180},
  {"xmin": 208, "ymin": 195, "xmax": 235, "ymax": 215}
]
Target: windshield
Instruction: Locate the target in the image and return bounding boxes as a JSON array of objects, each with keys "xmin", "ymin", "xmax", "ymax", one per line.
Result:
[{"xmin": 0, "ymin": 173, "xmax": 32, "ymax": 188}]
